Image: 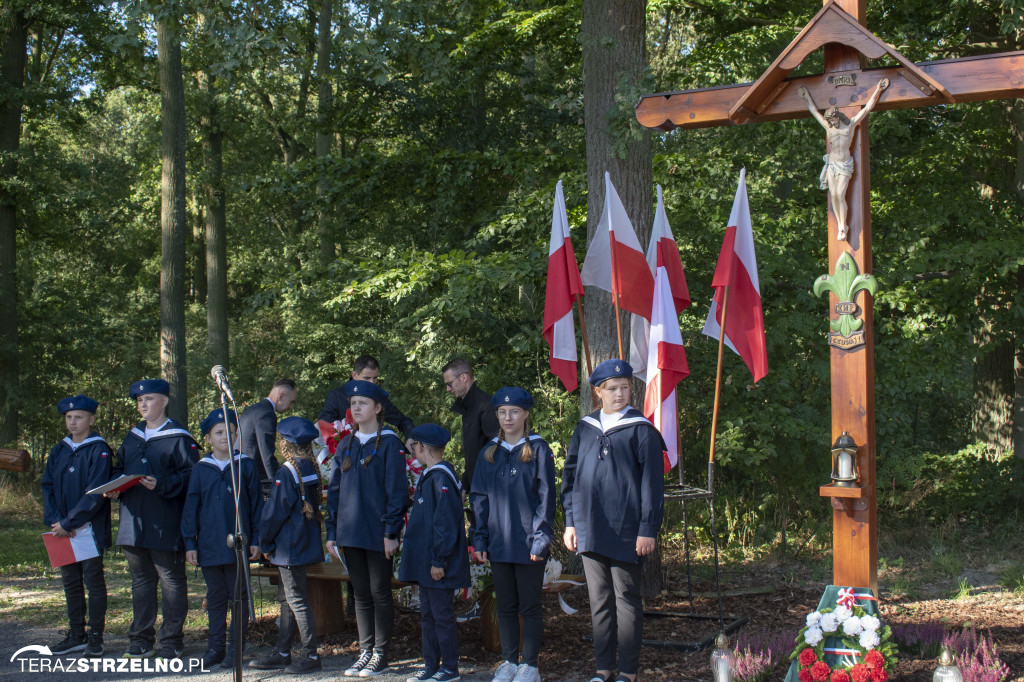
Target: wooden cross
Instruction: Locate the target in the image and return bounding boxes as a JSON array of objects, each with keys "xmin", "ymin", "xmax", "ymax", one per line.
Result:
[{"xmin": 635, "ymin": 0, "xmax": 1024, "ymax": 592}]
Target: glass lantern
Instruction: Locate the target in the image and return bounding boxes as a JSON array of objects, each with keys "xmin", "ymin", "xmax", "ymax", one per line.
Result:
[
  {"xmin": 933, "ymin": 647, "xmax": 963, "ymax": 682},
  {"xmin": 709, "ymin": 632, "xmax": 735, "ymax": 682},
  {"xmin": 830, "ymin": 431, "xmax": 859, "ymax": 486}
]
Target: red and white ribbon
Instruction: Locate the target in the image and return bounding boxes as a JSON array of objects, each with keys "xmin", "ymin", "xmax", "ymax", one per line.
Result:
[
  {"xmin": 824, "ymin": 648, "xmax": 862, "ymax": 657},
  {"xmin": 837, "ymin": 587, "xmax": 878, "ymax": 608}
]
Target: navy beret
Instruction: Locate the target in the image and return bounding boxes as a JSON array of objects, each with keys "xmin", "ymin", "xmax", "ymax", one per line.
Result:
[
  {"xmin": 588, "ymin": 359, "xmax": 633, "ymax": 387},
  {"xmin": 409, "ymin": 424, "xmax": 451, "ymax": 448},
  {"xmin": 201, "ymin": 408, "xmax": 238, "ymax": 436},
  {"xmin": 278, "ymin": 416, "xmax": 319, "ymax": 445},
  {"xmin": 344, "ymin": 379, "xmax": 389, "ymax": 404},
  {"xmin": 57, "ymin": 394, "xmax": 98, "ymax": 415},
  {"xmin": 492, "ymin": 386, "xmax": 534, "ymax": 410},
  {"xmin": 129, "ymin": 378, "xmax": 170, "ymax": 398}
]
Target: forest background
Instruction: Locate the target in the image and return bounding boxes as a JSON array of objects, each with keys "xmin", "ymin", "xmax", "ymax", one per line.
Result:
[{"xmin": 0, "ymin": 0, "xmax": 1022, "ymax": 552}]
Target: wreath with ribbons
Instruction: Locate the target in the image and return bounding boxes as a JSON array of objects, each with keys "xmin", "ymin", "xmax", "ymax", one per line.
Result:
[{"xmin": 789, "ymin": 588, "xmax": 898, "ymax": 682}]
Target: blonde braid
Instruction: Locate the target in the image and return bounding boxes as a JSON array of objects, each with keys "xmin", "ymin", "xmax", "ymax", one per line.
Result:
[
  {"xmin": 340, "ymin": 432, "xmax": 354, "ymax": 472},
  {"xmin": 484, "ymin": 427, "xmax": 502, "ymax": 464},
  {"xmin": 280, "ymin": 439, "xmax": 320, "ymax": 521},
  {"xmin": 519, "ymin": 417, "xmax": 534, "ymax": 463}
]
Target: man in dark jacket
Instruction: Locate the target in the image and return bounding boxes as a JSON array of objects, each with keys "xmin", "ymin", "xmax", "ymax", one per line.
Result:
[
  {"xmin": 318, "ymin": 355, "xmax": 414, "ymax": 437},
  {"xmin": 238, "ymin": 378, "xmax": 298, "ymax": 481},
  {"xmin": 442, "ymin": 358, "xmax": 499, "ymax": 496}
]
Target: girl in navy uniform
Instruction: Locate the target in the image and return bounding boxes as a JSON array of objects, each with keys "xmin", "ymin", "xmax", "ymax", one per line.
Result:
[
  {"xmin": 181, "ymin": 408, "xmax": 262, "ymax": 669},
  {"xmin": 252, "ymin": 416, "xmax": 323, "ymax": 675},
  {"xmin": 561, "ymin": 360, "xmax": 665, "ymax": 682},
  {"xmin": 42, "ymin": 394, "xmax": 113, "ymax": 657},
  {"xmin": 399, "ymin": 424, "xmax": 470, "ymax": 682},
  {"xmin": 470, "ymin": 387, "xmax": 555, "ymax": 682},
  {"xmin": 107, "ymin": 378, "xmax": 199, "ymax": 660},
  {"xmin": 325, "ymin": 380, "xmax": 409, "ymax": 678}
]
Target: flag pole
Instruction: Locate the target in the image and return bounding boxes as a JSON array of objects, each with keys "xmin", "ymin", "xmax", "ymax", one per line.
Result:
[
  {"xmin": 576, "ymin": 301, "xmax": 595, "ymax": 377},
  {"xmin": 608, "ymin": 229, "xmax": 625, "ymax": 358},
  {"xmin": 708, "ymin": 285, "xmax": 730, "ymax": 464}
]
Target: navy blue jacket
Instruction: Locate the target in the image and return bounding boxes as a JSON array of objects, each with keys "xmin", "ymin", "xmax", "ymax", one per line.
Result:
[
  {"xmin": 259, "ymin": 458, "xmax": 323, "ymax": 567},
  {"xmin": 561, "ymin": 408, "xmax": 665, "ymax": 564},
  {"xmin": 452, "ymin": 383, "xmax": 500, "ymax": 492},
  {"xmin": 318, "ymin": 386, "xmax": 414, "ymax": 438},
  {"xmin": 238, "ymin": 399, "xmax": 279, "ymax": 481},
  {"xmin": 181, "ymin": 454, "xmax": 263, "ymax": 567},
  {"xmin": 114, "ymin": 420, "xmax": 200, "ymax": 552},
  {"xmin": 469, "ymin": 434, "xmax": 556, "ymax": 563},
  {"xmin": 42, "ymin": 434, "xmax": 114, "ymax": 551},
  {"xmin": 398, "ymin": 461, "xmax": 470, "ymax": 589},
  {"xmin": 325, "ymin": 429, "xmax": 408, "ymax": 552}
]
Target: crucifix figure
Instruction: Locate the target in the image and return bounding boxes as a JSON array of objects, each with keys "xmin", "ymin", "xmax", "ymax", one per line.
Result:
[
  {"xmin": 798, "ymin": 78, "xmax": 888, "ymax": 241},
  {"xmin": 635, "ymin": 0, "xmax": 1024, "ymax": 593}
]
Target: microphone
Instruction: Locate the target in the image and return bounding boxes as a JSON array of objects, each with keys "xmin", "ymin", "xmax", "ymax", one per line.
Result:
[{"xmin": 210, "ymin": 365, "xmax": 235, "ymax": 401}]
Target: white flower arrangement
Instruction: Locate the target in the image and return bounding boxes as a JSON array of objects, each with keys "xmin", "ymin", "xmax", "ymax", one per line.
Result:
[
  {"xmin": 806, "ymin": 611, "xmax": 822, "ymax": 627},
  {"xmin": 543, "ymin": 557, "xmax": 563, "ymax": 586},
  {"xmin": 804, "ymin": 626, "xmax": 824, "ymax": 646},
  {"xmin": 789, "ymin": 600, "xmax": 897, "ymax": 679},
  {"xmin": 859, "ymin": 628, "xmax": 881, "ymax": 649},
  {"xmin": 860, "ymin": 615, "xmax": 880, "ymax": 632},
  {"xmin": 842, "ymin": 615, "xmax": 864, "ymax": 636},
  {"xmin": 833, "ymin": 605, "xmax": 853, "ymax": 622},
  {"xmin": 819, "ymin": 613, "xmax": 838, "ymax": 633}
]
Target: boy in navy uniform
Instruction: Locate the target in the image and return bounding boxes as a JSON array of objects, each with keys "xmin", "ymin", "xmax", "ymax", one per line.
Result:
[
  {"xmin": 252, "ymin": 416, "xmax": 324, "ymax": 675},
  {"xmin": 106, "ymin": 378, "xmax": 199, "ymax": 659},
  {"xmin": 561, "ymin": 360, "xmax": 665, "ymax": 682},
  {"xmin": 399, "ymin": 424, "xmax": 470, "ymax": 682},
  {"xmin": 182, "ymin": 408, "xmax": 262, "ymax": 669},
  {"xmin": 42, "ymin": 394, "xmax": 112, "ymax": 657}
]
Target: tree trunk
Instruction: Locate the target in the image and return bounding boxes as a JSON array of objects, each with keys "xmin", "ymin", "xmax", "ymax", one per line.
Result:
[
  {"xmin": 1012, "ymin": 99, "xmax": 1024, "ymax": 460},
  {"xmin": 191, "ymin": 200, "xmax": 206, "ymax": 303},
  {"xmin": 580, "ymin": 0, "xmax": 658, "ymax": 596},
  {"xmin": 0, "ymin": 2, "xmax": 25, "ymax": 448},
  {"xmin": 156, "ymin": 13, "xmax": 188, "ymax": 425},
  {"xmin": 198, "ymin": 58, "xmax": 228, "ymax": 371},
  {"xmin": 316, "ymin": 0, "xmax": 334, "ymax": 264}
]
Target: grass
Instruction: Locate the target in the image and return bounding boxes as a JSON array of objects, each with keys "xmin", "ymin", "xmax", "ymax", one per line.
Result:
[
  {"xmin": 951, "ymin": 578, "xmax": 974, "ymax": 601},
  {"xmin": 999, "ymin": 563, "xmax": 1024, "ymax": 596}
]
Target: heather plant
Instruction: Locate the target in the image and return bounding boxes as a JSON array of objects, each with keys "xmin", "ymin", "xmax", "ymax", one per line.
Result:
[
  {"xmin": 733, "ymin": 628, "xmax": 793, "ymax": 681},
  {"xmin": 942, "ymin": 628, "xmax": 1011, "ymax": 682},
  {"xmin": 889, "ymin": 620, "xmax": 946, "ymax": 657}
]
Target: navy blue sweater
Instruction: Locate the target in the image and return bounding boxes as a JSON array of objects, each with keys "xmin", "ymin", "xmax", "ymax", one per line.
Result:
[
  {"xmin": 325, "ymin": 429, "xmax": 409, "ymax": 552},
  {"xmin": 114, "ymin": 420, "xmax": 200, "ymax": 552},
  {"xmin": 42, "ymin": 433, "xmax": 113, "ymax": 551},
  {"xmin": 469, "ymin": 434, "xmax": 556, "ymax": 563},
  {"xmin": 181, "ymin": 454, "xmax": 263, "ymax": 567},
  {"xmin": 259, "ymin": 458, "xmax": 323, "ymax": 567},
  {"xmin": 561, "ymin": 408, "xmax": 665, "ymax": 564},
  {"xmin": 398, "ymin": 461, "xmax": 469, "ymax": 589}
]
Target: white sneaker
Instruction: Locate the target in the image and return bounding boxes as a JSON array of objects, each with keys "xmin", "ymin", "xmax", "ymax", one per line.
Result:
[
  {"xmin": 511, "ymin": 663, "xmax": 541, "ymax": 682},
  {"xmin": 491, "ymin": 660, "xmax": 518, "ymax": 682}
]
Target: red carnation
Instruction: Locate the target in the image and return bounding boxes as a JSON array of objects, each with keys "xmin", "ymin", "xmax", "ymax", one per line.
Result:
[
  {"xmin": 811, "ymin": 661, "xmax": 832, "ymax": 682},
  {"xmin": 830, "ymin": 670, "xmax": 851, "ymax": 682},
  {"xmin": 849, "ymin": 663, "xmax": 871, "ymax": 682},
  {"xmin": 799, "ymin": 648, "xmax": 818, "ymax": 666},
  {"xmin": 799, "ymin": 669, "xmax": 814, "ymax": 682},
  {"xmin": 864, "ymin": 650, "xmax": 884, "ymax": 669},
  {"xmin": 869, "ymin": 668, "xmax": 888, "ymax": 682}
]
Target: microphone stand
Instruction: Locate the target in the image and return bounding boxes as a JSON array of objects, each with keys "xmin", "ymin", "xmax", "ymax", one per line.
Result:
[{"xmin": 215, "ymin": 383, "xmax": 255, "ymax": 682}]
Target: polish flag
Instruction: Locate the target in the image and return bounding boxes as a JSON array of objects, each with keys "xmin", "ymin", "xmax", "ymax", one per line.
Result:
[
  {"xmin": 542, "ymin": 180, "xmax": 586, "ymax": 392},
  {"xmin": 42, "ymin": 526, "xmax": 100, "ymax": 568},
  {"xmin": 702, "ymin": 168, "xmax": 768, "ymax": 383},
  {"xmin": 580, "ymin": 172, "xmax": 655, "ymax": 321},
  {"xmin": 643, "ymin": 238, "xmax": 690, "ymax": 472},
  {"xmin": 630, "ymin": 185, "xmax": 691, "ymax": 382}
]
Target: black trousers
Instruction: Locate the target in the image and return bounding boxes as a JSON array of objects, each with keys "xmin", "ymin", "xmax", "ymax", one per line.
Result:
[
  {"xmin": 60, "ymin": 554, "xmax": 107, "ymax": 635},
  {"xmin": 343, "ymin": 547, "xmax": 394, "ymax": 652},
  {"xmin": 419, "ymin": 585, "xmax": 458, "ymax": 672},
  {"xmin": 275, "ymin": 565, "xmax": 318, "ymax": 658},
  {"xmin": 202, "ymin": 563, "xmax": 248, "ymax": 655},
  {"xmin": 490, "ymin": 561, "xmax": 545, "ymax": 666},
  {"xmin": 122, "ymin": 546, "xmax": 188, "ymax": 650},
  {"xmin": 581, "ymin": 552, "xmax": 642, "ymax": 675}
]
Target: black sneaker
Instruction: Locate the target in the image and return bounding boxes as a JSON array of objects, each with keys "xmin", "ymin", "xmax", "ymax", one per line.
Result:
[
  {"xmin": 84, "ymin": 632, "xmax": 104, "ymax": 657},
  {"xmin": 285, "ymin": 655, "xmax": 322, "ymax": 675},
  {"xmin": 251, "ymin": 651, "xmax": 291, "ymax": 670},
  {"xmin": 430, "ymin": 669, "xmax": 462, "ymax": 682},
  {"xmin": 220, "ymin": 651, "xmax": 238, "ymax": 668},
  {"xmin": 200, "ymin": 649, "xmax": 225, "ymax": 669},
  {"xmin": 358, "ymin": 650, "xmax": 389, "ymax": 677},
  {"xmin": 122, "ymin": 641, "xmax": 155, "ymax": 658},
  {"xmin": 52, "ymin": 631, "xmax": 87, "ymax": 655},
  {"xmin": 156, "ymin": 645, "xmax": 183, "ymax": 660},
  {"xmin": 344, "ymin": 649, "xmax": 373, "ymax": 677},
  {"xmin": 407, "ymin": 668, "xmax": 439, "ymax": 682}
]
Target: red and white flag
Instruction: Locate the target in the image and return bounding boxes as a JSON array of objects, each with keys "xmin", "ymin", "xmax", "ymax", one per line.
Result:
[
  {"xmin": 702, "ymin": 168, "xmax": 768, "ymax": 383},
  {"xmin": 643, "ymin": 237, "xmax": 690, "ymax": 472},
  {"xmin": 542, "ymin": 180, "xmax": 586, "ymax": 392},
  {"xmin": 580, "ymin": 172, "xmax": 655, "ymax": 321},
  {"xmin": 630, "ymin": 185, "xmax": 691, "ymax": 382},
  {"xmin": 42, "ymin": 525, "xmax": 100, "ymax": 568}
]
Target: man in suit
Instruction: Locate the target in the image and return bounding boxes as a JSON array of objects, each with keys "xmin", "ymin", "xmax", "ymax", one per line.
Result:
[
  {"xmin": 442, "ymin": 358, "xmax": 499, "ymax": 498},
  {"xmin": 238, "ymin": 378, "xmax": 298, "ymax": 481},
  {"xmin": 318, "ymin": 355, "xmax": 414, "ymax": 438}
]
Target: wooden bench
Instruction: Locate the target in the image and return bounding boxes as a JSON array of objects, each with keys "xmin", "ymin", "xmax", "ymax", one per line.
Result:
[
  {"xmin": 0, "ymin": 448, "xmax": 30, "ymax": 473},
  {"xmin": 250, "ymin": 561, "xmax": 410, "ymax": 635}
]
